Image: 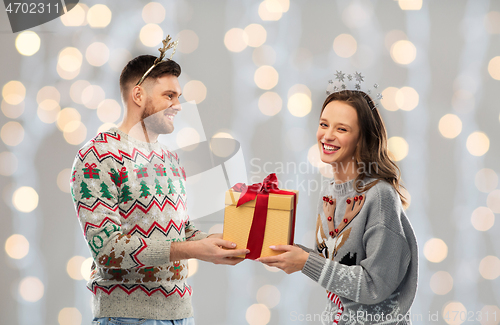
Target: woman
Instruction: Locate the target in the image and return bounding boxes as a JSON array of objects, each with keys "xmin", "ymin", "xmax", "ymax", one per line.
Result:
[{"xmin": 258, "ymin": 90, "xmax": 418, "ymax": 324}]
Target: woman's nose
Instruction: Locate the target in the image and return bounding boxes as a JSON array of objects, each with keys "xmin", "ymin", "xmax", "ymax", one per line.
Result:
[{"xmin": 323, "ymin": 128, "xmax": 336, "ymax": 141}]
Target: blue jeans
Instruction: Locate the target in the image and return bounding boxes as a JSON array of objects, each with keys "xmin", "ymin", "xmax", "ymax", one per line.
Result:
[{"xmin": 92, "ymin": 317, "xmax": 195, "ymax": 325}]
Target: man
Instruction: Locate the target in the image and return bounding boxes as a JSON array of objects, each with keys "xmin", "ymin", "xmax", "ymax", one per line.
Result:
[{"xmin": 70, "ymin": 37, "xmax": 248, "ymax": 325}]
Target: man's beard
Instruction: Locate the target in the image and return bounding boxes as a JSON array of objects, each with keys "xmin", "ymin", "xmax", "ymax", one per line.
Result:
[{"xmin": 141, "ymin": 98, "xmax": 174, "ymax": 136}]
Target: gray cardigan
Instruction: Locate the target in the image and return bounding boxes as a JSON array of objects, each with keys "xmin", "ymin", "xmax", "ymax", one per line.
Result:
[{"xmin": 301, "ymin": 177, "xmax": 418, "ymax": 325}]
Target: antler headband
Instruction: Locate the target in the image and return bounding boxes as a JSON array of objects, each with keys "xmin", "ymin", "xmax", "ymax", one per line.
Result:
[{"xmin": 136, "ymin": 35, "xmax": 179, "ymax": 86}]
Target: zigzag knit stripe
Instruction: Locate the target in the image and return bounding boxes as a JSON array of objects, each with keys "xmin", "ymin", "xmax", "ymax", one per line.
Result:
[
  {"xmin": 129, "ymin": 237, "xmax": 148, "ymax": 268},
  {"xmin": 77, "ymin": 193, "xmax": 187, "ymax": 219},
  {"xmin": 78, "ymin": 130, "xmax": 179, "ymax": 164},
  {"xmin": 78, "ymin": 145, "xmax": 178, "ymax": 165},
  {"xmin": 76, "ymin": 199, "xmax": 119, "ymax": 218},
  {"xmin": 127, "ymin": 220, "xmax": 185, "ymax": 237},
  {"xmin": 83, "ymin": 217, "xmax": 120, "ymax": 236},
  {"xmin": 83, "ymin": 218, "xmax": 185, "ymax": 239},
  {"xmin": 90, "ymin": 131, "xmax": 121, "ymax": 143},
  {"xmin": 87, "ymin": 282, "xmax": 192, "ymax": 299},
  {"xmin": 118, "ymin": 195, "xmax": 186, "ymax": 218}
]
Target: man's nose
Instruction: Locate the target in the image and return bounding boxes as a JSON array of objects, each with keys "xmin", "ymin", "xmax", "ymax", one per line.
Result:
[{"xmin": 171, "ymin": 98, "xmax": 182, "ymax": 111}]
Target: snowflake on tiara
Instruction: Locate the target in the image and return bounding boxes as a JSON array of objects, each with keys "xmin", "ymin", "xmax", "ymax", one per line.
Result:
[
  {"xmin": 325, "ymin": 70, "xmax": 383, "ymax": 111},
  {"xmin": 335, "ymin": 70, "xmax": 346, "ymax": 82},
  {"xmin": 354, "ymin": 71, "xmax": 364, "ymax": 83}
]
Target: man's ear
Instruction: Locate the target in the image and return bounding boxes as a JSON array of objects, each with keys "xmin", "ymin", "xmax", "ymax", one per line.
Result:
[{"xmin": 131, "ymin": 85, "xmax": 144, "ymax": 107}]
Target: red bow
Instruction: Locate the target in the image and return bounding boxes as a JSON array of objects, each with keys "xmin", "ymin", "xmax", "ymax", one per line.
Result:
[
  {"xmin": 85, "ymin": 163, "xmax": 97, "ymax": 169},
  {"xmin": 231, "ymin": 173, "xmax": 297, "ymax": 260}
]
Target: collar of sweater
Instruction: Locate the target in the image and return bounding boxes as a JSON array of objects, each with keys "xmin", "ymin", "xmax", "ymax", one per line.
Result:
[
  {"xmin": 330, "ymin": 177, "xmax": 376, "ymax": 197},
  {"xmin": 112, "ymin": 127, "xmax": 163, "ymax": 149}
]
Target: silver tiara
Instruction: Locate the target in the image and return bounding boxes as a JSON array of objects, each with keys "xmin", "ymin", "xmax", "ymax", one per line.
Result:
[{"xmin": 326, "ymin": 71, "xmax": 383, "ymax": 110}]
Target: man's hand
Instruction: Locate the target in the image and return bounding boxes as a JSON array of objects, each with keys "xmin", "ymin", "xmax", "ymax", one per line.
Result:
[
  {"xmin": 257, "ymin": 245, "xmax": 309, "ymax": 274},
  {"xmin": 171, "ymin": 236, "xmax": 249, "ymax": 265},
  {"xmin": 193, "ymin": 237, "xmax": 249, "ymax": 265}
]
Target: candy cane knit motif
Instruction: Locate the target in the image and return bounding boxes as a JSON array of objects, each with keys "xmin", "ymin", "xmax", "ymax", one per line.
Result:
[{"xmin": 327, "ymin": 291, "xmax": 344, "ymax": 324}]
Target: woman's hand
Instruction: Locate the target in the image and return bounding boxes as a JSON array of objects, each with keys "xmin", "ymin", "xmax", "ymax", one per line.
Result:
[{"xmin": 257, "ymin": 245, "xmax": 309, "ymax": 274}]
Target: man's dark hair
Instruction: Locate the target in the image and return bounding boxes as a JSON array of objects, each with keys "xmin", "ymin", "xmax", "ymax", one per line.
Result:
[{"xmin": 119, "ymin": 55, "xmax": 181, "ymax": 99}]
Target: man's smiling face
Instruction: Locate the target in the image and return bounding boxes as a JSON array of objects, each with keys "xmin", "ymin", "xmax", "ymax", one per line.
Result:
[{"xmin": 141, "ymin": 74, "xmax": 182, "ymax": 135}]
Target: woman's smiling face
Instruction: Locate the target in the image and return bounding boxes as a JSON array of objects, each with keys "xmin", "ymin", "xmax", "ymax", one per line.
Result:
[{"xmin": 317, "ymin": 100, "xmax": 360, "ymax": 169}]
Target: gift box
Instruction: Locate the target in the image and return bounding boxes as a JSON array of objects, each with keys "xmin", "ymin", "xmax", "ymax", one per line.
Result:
[{"xmin": 222, "ymin": 174, "xmax": 298, "ymax": 259}]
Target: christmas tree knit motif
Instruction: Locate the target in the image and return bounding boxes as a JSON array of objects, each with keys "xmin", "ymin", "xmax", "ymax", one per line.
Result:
[
  {"xmin": 80, "ymin": 180, "xmax": 94, "ymax": 199},
  {"xmin": 139, "ymin": 180, "xmax": 152, "ymax": 199},
  {"xmin": 154, "ymin": 178, "xmax": 164, "ymax": 196},
  {"xmin": 167, "ymin": 178, "xmax": 176, "ymax": 196},
  {"xmin": 119, "ymin": 185, "xmax": 133, "ymax": 203},
  {"xmin": 99, "ymin": 182, "xmax": 114, "ymax": 200},
  {"xmin": 179, "ymin": 179, "xmax": 186, "ymax": 196}
]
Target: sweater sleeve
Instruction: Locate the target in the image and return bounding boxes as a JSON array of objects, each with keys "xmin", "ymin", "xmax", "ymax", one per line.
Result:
[
  {"xmin": 70, "ymin": 152, "xmax": 173, "ymax": 269},
  {"xmin": 301, "ymin": 187, "xmax": 411, "ymax": 304},
  {"xmin": 184, "ymin": 219, "xmax": 208, "ymax": 241}
]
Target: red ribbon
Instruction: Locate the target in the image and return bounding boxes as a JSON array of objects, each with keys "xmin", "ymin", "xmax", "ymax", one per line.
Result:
[{"xmin": 231, "ymin": 173, "xmax": 297, "ymax": 260}]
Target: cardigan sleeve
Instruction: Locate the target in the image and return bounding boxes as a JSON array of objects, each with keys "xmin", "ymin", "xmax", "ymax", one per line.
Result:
[
  {"xmin": 71, "ymin": 148, "xmax": 174, "ymax": 270},
  {"xmin": 301, "ymin": 185, "xmax": 411, "ymax": 304}
]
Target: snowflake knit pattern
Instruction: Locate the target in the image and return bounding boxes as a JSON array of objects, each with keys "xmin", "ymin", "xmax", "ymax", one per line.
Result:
[{"xmin": 70, "ymin": 127, "xmax": 206, "ymax": 320}]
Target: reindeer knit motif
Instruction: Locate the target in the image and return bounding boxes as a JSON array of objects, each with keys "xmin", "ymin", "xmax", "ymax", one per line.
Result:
[{"xmin": 70, "ymin": 127, "xmax": 206, "ymax": 320}]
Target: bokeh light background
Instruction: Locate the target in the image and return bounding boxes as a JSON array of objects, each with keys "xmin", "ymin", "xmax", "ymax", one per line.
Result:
[{"xmin": 1, "ymin": 0, "xmax": 500, "ymax": 324}]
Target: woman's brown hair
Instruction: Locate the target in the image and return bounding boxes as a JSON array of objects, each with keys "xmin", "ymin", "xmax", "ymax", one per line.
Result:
[{"xmin": 320, "ymin": 90, "xmax": 408, "ymax": 208}]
